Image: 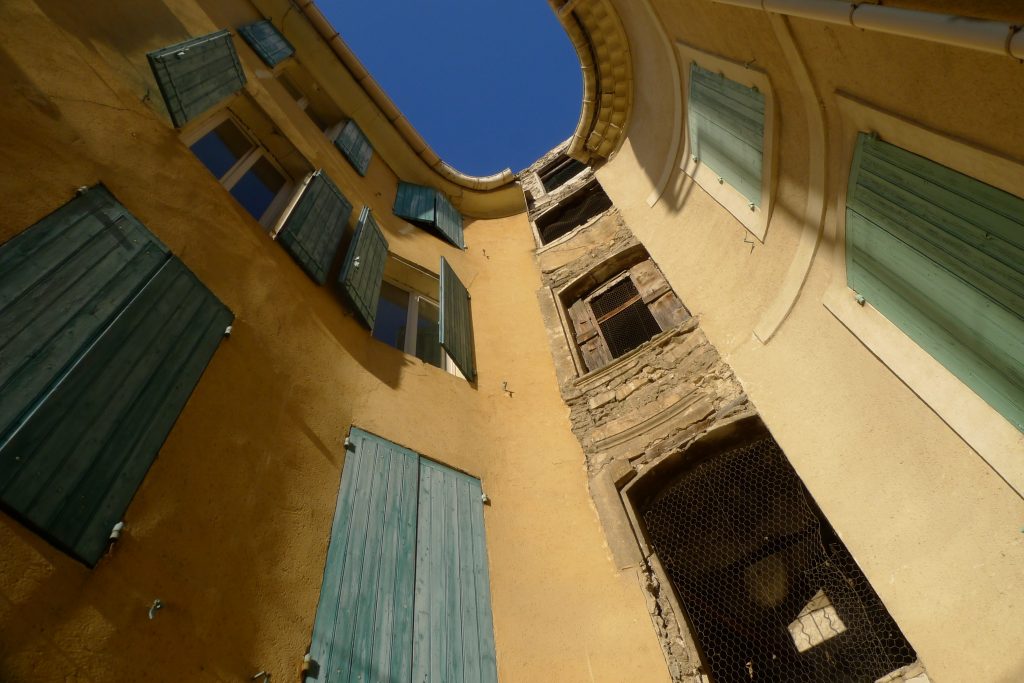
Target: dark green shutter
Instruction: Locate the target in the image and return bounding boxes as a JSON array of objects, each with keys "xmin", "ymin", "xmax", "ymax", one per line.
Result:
[
  {"xmin": 148, "ymin": 30, "xmax": 246, "ymax": 128},
  {"xmin": 338, "ymin": 207, "xmax": 388, "ymax": 329},
  {"xmin": 412, "ymin": 458, "xmax": 498, "ymax": 683},
  {"xmin": 334, "ymin": 121, "xmax": 373, "ymax": 176},
  {"xmin": 846, "ymin": 133, "xmax": 1024, "ymax": 431},
  {"xmin": 434, "ymin": 191, "xmax": 465, "ymax": 249},
  {"xmin": 307, "ymin": 428, "xmax": 420, "ymax": 683},
  {"xmin": 0, "ymin": 186, "xmax": 232, "ymax": 565},
  {"xmin": 688, "ymin": 63, "xmax": 765, "ymax": 206},
  {"xmin": 237, "ymin": 20, "xmax": 294, "ymax": 68},
  {"xmin": 277, "ymin": 171, "xmax": 353, "ymax": 285},
  {"xmin": 439, "ymin": 257, "xmax": 476, "ymax": 381}
]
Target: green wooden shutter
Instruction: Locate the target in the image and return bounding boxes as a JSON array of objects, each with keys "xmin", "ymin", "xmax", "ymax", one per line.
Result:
[
  {"xmin": 334, "ymin": 120, "xmax": 374, "ymax": 176},
  {"xmin": 0, "ymin": 186, "xmax": 232, "ymax": 565},
  {"xmin": 439, "ymin": 257, "xmax": 476, "ymax": 381},
  {"xmin": 393, "ymin": 182, "xmax": 436, "ymax": 224},
  {"xmin": 237, "ymin": 20, "xmax": 294, "ymax": 68},
  {"xmin": 338, "ymin": 207, "xmax": 388, "ymax": 329},
  {"xmin": 277, "ymin": 171, "xmax": 353, "ymax": 285},
  {"xmin": 846, "ymin": 133, "xmax": 1024, "ymax": 431},
  {"xmin": 412, "ymin": 458, "xmax": 498, "ymax": 683},
  {"xmin": 434, "ymin": 192, "xmax": 465, "ymax": 249},
  {"xmin": 688, "ymin": 63, "xmax": 765, "ymax": 206},
  {"xmin": 307, "ymin": 428, "xmax": 420, "ymax": 683},
  {"xmin": 148, "ymin": 30, "xmax": 246, "ymax": 128}
]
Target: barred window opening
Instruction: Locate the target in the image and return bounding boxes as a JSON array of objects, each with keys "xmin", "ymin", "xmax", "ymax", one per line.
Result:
[
  {"xmin": 591, "ymin": 278, "xmax": 661, "ymax": 358},
  {"xmin": 535, "ymin": 181, "xmax": 612, "ymax": 244},
  {"xmin": 539, "ymin": 156, "xmax": 588, "ymax": 192}
]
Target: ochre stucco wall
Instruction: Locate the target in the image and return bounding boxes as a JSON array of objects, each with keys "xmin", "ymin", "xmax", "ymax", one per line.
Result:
[
  {"xmin": 0, "ymin": 1, "xmax": 668, "ymax": 681},
  {"xmin": 600, "ymin": 1, "xmax": 1024, "ymax": 680}
]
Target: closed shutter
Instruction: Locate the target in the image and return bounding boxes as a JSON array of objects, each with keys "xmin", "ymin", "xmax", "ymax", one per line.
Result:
[
  {"xmin": 439, "ymin": 257, "xmax": 476, "ymax": 381},
  {"xmin": 334, "ymin": 120, "xmax": 374, "ymax": 176},
  {"xmin": 413, "ymin": 458, "xmax": 498, "ymax": 683},
  {"xmin": 277, "ymin": 171, "xmax": 353, "ymax": 285},
  {"xmin": 307, "ymin": 428, "xmax": 420, "ymax": 683},
  {"xmin": 0, "ymin": 186, "xmax": 232, "ymax": 565},
  {"xmin": 148, "ymin": 30, "xmax": 246, "ymax": 128},
  {"xmin": 434, "ymin": 192, "xmax": 465, "ymax": 249},
  {"xmin": 846, "ymin": 133, "xmax": 1024, "ymax": 431},
  {"xmin": 338, "ymin": 207, "xmax": 388, "ymax": 329},
  {"xmin": 393, "ymin": 182, "xmax": 436, "ymax": 224},
  {"xmin": 688, "ymin": 63, "xmax": 765, "ymax": 206},
  {"xmin": 237, "ymin": 20, "xmax": 294, "ymax": 68}
]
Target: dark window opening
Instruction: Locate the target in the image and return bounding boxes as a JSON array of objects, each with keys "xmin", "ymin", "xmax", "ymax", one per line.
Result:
[
  {"xmin": 535, "ymin": 181, "xmax": 612, "ymax": 244},
  {"xmin": 640, "ymin": 436, "xmax": 918, "ymax": 683},
  {"xmin": 539, "ymin": 155, "xmax": 588, "ymax": 192},
  {"xmin": 591, "ymin": 278, "xmax": 661, "ymax": 358}
]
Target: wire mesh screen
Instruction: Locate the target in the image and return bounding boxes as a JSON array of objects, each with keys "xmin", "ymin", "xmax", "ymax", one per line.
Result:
[
  {"xmin": 536, "ymin": 182, "xmax": 612, "ymax": 244},
  {"xmin": 641, "ymin": 437, "xmax": 917, "ymax": 683},
  {"xmin": 540, "ymin": 157, "xmax": 587, "ymax": 192},
  {"xmin": 591, "ymin": 278, "xmax": 662, "ymax": 358}
]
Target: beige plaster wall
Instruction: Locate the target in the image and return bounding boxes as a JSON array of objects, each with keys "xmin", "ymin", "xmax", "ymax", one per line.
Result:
[
  {"xmin": 600, "ymin": 1, "xmax": 1024, "ymax": 680},
  {"xmin": 0, "ymin": 1, "xmax": 667, "ymax": 681}
]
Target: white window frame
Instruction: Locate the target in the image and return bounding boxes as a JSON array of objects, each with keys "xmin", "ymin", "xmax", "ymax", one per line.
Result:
[
  {"xmin": 181, "ymin": 109, "xmax": 296, "ymax": 230},
  {"xmin": 676, "ymin": 40, "xmax": 778, "ymax": 243},
  {"xmin": 825, "ymin": 92, "xmax": 1024, "ymax": 496}
]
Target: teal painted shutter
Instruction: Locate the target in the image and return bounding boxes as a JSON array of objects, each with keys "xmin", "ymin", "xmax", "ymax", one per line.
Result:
[
  {"xmin": 439, "ymin": 257, "xmax": 476, "ymax": 381},
  {"xmin": 846, "ymin": 133, "xmax": 1024, "ymax": 431},
  {"xmin": 412, "ymin": 458, "xmax": 498, "ymax": 683},
  {"xmin": 393, "ymin": 182, "xmax": 436, "ymax": 224},
  {"xmin": 334, "ymin": 121, "xmax": 374, "ymax": 176},
  {"xmin": 0, "ymin": 186, "xmax": 232, "ymax": 565},
  {"xmin": 688, "ymin": 63, "xmax": 765, "ymax": 206},
  {"xmin": 338, "ymin": 207, "xmax": 388, "ymax": 329},
  {"xmin": 147, "ymin": 30, "xmax": 246, "ymax": 128},
  {"xmin": 278, "ymin": 171, "xmax": 354, "ymax": 285},
  {"xmin": 237, "ymin": 20, "xmax": 294, "ymax": 68},
  {"xmin": 434, "ymin": 192, "xmax": 465, "ymax": 249},
  {"xmin": 307, "ymin": 428, "xmax": 420, "ymax": 683}
]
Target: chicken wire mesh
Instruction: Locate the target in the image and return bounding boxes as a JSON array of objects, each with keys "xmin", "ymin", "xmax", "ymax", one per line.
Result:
[
  {"xmin": 536, "ymin": 183, "xmax": 612, "ymax": 244},
  {"xmin": 641, "ymin": 437, "xmax": 917, "ymax": 683},
  {"xmin": 590, "ymin": 278, "xmax": 662, "ymax": 358}
]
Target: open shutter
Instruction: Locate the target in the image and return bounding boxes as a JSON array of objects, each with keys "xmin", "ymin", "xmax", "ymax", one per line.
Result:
[
  {"xmin": 846, "ymin": 133, "xmax": 1024, "ymax": 431},
  {"xmin": 568, "ymin": 298, "xmax": 610, "ymax": 373},
  {"xmin": 277, "ymin": 171, "xmax": 353, "ymax": 285},
  {"xmin": 433, "ymin": 192, "xmax": 465, "ymax": 249},
  {"xmin": 338, "ymin": 207, "xmax": 388, "ymax": 329},
  {"xmin": 629, "ymin": 260, "xmax": 690, "ymax": 331},
  {"xmin": 412, "ymin": 458, "xmax": 498, "ymax": 683},
  {"xmin": 148, "ymin": 30, "xmax": 246, "ymax": 128},
  {"xmin": 439, "ymin": 257, "xmax": 476, "ymax": 381},
  {"xmin": 237, "ymin": 20, "xmax": 295, "ymax": 68},
  {"xmin": 334, "ymin": 120, "xmax": 373, "ymax": 176},
  {"xmin": 307, "ymin": 428, "xmax": 420, "ymax": 683},
  {"xmin": 688, "ymin": 63, "xmax": 765, "ymax": 206},
  {"xmin": 0, "ymin": 186, "xmax": 232, "ymax": 565},
  {"xmin": 393, "ymin": 182, "xmax": 436, "ymax": 224}
]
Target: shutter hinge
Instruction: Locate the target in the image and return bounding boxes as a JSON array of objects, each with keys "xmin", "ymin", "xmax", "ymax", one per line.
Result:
[
  {"xmin": 343, "ymin": 437, "xmax": 353, "ymax": 450},
  {"xmin": 854, "ymin": 293, "xmax": 866, "ymax": 306},
  {"xmin": 250, "ymin": 672, "xmax": 270, "ymax": 683},
  {"xmin": 302, "ymin": 652, "xmax": 320, "ymax": 679},
  {"xmin": 148, "ymin": 599, "xmax": 163, "ymax": 619},
  {"xmin": 75, "ymin": 185, "xmax": 90, "ymax": 197},
  {"xmin": 224, "ymin": 325, "xmax": 233, "ymax": 337},
  {"xmin": 481, "ymin": 492, "xmax": 491, "ymax": 505}
]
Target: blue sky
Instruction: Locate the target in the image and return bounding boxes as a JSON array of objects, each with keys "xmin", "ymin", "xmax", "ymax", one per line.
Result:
[{"xmin": 320, "ymin": 2, "xmax": 582, "ymax": 176}]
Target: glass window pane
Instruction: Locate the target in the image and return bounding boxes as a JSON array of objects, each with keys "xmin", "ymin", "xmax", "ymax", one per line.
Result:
[
  {"xmin": 190, "ymin": 120, "xmax": 253, "ymax": 180},
  {"xmin": 372, "ymin": 282, "xmax": 410, "ymax": 351},
  {"xmin": 229, "ymin": 157, "xmax": 286, "ymax": 221},
  {"xmin": 415, "ymin": 298, "xmax": 442, "ymax": 368}
]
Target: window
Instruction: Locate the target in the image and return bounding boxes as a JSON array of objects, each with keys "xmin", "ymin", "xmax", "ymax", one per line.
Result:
[
  {"xmin": 533, "ymin": 180, "xmax": 612, "ymax": 245},
  {"xmin": 307, "ymin": 428, "xmax": 497, "ymax": 682},
  {"xmin": 148, "ymin": 30, "xmax": 245, "ymax": 128},
  {"xmin": 566, "ymin": 257, "xmax": 689, "ymax": 373},
  {"xmin": 393, "ymin": 182, "xmax": 465, "ymax": 248},
  {"xmin": 277, "ymin": 68, "xmax": 342, "ymax": 132},
  {"xmin": 0, "ymin": 186, "xmax": 232, "ymax": 566},
  {"xmin": 845, "ymin": 132, "xmax": 1024, "ymax": 433},
  {"xmin": 539, "ymin": 155, "xmax": 588, "ymax": 192},
  {"xmin": 237, "ymin": 20, "xmax": 294, "ymax": 68}
]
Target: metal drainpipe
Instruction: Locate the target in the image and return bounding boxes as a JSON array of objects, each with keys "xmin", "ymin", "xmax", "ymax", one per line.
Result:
[{"xmin": 711, "ymin": 0, "xmax": 1024, "ymax": 60}]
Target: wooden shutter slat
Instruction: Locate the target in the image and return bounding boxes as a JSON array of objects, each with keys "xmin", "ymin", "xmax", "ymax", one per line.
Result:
[
  {"xmin": 238, "ymin": 20, "xmax": 294, "ymax": 67},
  {"xmin": 647, "ymin": 290, "xmax": 690, "ymax": 331},
  {"xmin": 846, "ymin": 133, "xmax": 1024, "ymax": 431},
  {"xmin": 277, "ymin": 171, "xmax": 353, "ymax": 285},
  {"xmin": 629, "ymin": 260, "xmax": 671, "ymax": 303},
  {"xmin": 334, "ymin": 120, "xmax": 373, "ymax": 176},
  {"xmin": 439, "ymin": 257, "xmax": 476, "ymax": 381},
  {"xmin": 147, "ymin": 30, "xmax": 246, "ymax": 127},
  {"xmin": 338, "ymin": 207, "xmax": 388, "ymax": 329}
]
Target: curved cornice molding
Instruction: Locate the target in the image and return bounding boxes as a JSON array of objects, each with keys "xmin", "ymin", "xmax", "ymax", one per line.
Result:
[{"xmin": 550, "ymin": 0, "xmax": 634, "ymax": 164}]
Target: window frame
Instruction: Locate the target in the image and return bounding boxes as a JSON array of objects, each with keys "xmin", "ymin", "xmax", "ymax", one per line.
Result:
[
  {"xmin": 531, "ymin": 179, "xmax": 612, "ymax": 250},
  {"xmin": 825, "ymin": 92, "xmax": 1024, "ymax": 496},
  {"xmin": 676, "ymin": 40, "xmax": 778, "ymax": 242}
]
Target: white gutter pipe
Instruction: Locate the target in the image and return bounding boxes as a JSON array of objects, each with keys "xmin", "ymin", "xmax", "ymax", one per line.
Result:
[{"xmin": 711, "ymin": 0, "xmax": 1024, "ymax": 60}]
